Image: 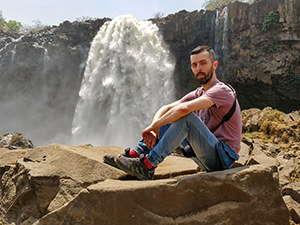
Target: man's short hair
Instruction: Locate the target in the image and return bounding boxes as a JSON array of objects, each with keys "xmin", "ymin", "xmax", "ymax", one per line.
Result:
[{"xmin": 190, "ymin": 46, "xmax": 216, "ymax": 62}]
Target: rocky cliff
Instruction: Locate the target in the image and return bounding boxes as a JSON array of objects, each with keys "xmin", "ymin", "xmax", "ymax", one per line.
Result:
[
  {"xmin": 0, "ymin": 19, "xmax": 109, "ymax": 145},
  {"xmin": 0, "ymin": 144, "xmax": 291, "ymax": 225},
  {"xmin": 0, "ymin": 0, "xmax": 299, "ymax": 145},
  {"xmin": 152, "ymin": 0, "xmax": 300, "ymax": 112}
]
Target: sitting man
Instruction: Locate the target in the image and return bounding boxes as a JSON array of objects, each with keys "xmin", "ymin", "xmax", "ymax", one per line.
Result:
[{"xmin": 104, "ymin": 45, "xmax": 242, "ymax": 180}]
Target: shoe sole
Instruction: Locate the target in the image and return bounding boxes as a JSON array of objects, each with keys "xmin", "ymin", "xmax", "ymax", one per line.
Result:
[
  {"xmin": 115, "ymin": 155, "xmax": 153, "ymax": 180},
  {"xmin": 103, "ymin": 155, "xmax": 120, "ymax": 169}
]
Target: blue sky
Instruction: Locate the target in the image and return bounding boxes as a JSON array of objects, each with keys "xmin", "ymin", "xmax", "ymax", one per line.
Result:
[{"xmin": 0, "ymin": 0, "xmax": 207, "ymax": 26}]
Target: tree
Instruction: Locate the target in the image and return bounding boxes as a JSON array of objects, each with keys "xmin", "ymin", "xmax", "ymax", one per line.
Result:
[
  {"xmin": 0, "ymin": 10, "xmax": 22, "ymax": 33},
  {"xmin": 5, "ymin": 20, "xmax": 22, "ymax": 33},
  {"xmin": 20, "ymin": 20, "xmax": 46, "ymax": 33},
  {"xmin": 0, "ymin": 11, "xmax": 6, "ymax": 31},
  {"xmin": 153, "ymin": 12, "xmax": 164, "ymax": 19}
]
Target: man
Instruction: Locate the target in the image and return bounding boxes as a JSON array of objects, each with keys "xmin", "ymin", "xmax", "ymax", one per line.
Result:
[{"xmin": 104, "ymin": 46, "xmax": 242, "ymax": 180}]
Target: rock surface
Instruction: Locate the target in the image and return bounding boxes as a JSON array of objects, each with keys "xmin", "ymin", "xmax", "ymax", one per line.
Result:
[
  {"xmin": 0, "ymin": 142, "xmax": 291, "ymax": 225},
  {"xmin": 241, "ymin": 107, "xmax": 300, "ymax": 224},
  {"xmin": 0, "ymin": 133, "xmax": 34, "ymax": 149},
  {"xmin": 35, "ymin": 166, "xmax": 288, "ymax": 225},
  {"xmin": 0, "ymin": 144, "xmax": 199, "ymax": 225}
]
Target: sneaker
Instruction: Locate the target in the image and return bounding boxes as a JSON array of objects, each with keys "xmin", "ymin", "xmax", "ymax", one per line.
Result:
[
  {"xmin": 115, "ymin": 155, "xmax": 155, "ymax": 180},
  {"xmin": 103, "ymin": 147, "xmax": 131, "ymax": 169}
]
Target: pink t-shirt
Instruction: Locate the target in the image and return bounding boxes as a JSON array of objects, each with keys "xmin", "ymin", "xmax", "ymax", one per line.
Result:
[{"xmin": 180, "ymin": 80, "xmax": 242, "ymax": 155}]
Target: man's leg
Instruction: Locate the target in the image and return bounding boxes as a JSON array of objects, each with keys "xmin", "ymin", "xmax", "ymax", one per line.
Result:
[
  {"xmin": 133, "ymin": 123, "xmax": 171, "ymax": 156},
  {"xmin": 104, "ymin": 124, "xmax": 171, "ymax": 168},
  {"xmin": 115, "ymin": 113, "xmax": 223, "ymax": 179},
  {"xmin": 146, "ymin": 113, "xmax": 222, "ymax": 172}
]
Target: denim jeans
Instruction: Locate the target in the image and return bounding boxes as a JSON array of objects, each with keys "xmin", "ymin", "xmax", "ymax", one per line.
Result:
[{"xmin": 133, "ymin": 113, "xmax": 238, "ymax": 172}]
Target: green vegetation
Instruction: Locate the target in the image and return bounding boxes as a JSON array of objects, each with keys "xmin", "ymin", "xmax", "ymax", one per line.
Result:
[
  {"xmin": 286, "ymin": 66, "xmax": 300, "ymax": 90},
  {"xmin": 262, "ymin": 10, "xmax": 280, "ymax": 32},
  {"xmin": 243, "ymin": 132, "xmax": 271, "ymax": 143},
  {"xmin": 4, "ymin": 20, "xmax": 22, "ymax": 33},
  {"xmin": 0, "ymin": 10, "xmax": 48, "ymax": 34},
  {"xmin": 267, "ymin": 37, "xmax": 283, "ymax": 53},
  {"xmin": 75, "ymin": 16, "xmax": 96, "ymax": 22},
  {"xmin": 0, "ymin": 10, "xmax": 22, "ymax": 33},
  {"xmin": 204, "ymin": 0, "xmax": 254, "ymax": 10},
  {"xmin": 153, "ymin": 12, "xmax": 164, "ymax": 19},
  {"xmin": 0, "ymin": 11, "xmax": 5, "ymax": 31},
  {"xmin": 20, "ymin": 20, "xmax": 47, "ymax": 34}
]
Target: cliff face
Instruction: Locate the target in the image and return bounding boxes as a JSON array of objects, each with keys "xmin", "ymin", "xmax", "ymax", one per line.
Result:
[
  {"xmin": 224, "ymin": 0, "xmax": 300, "ymax": 112},
  {"xmin": 153, "ymin": 0, "xmax": 300, "ymax": 112},
  {"xmin": 0, "ymin": 19, "xmax": 109, "ymax": 145},
  {"xmin": 0, "ymin": 0, "xmax": 299, "ymax": 145}
]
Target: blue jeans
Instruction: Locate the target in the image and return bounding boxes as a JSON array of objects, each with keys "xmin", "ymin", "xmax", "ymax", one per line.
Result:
[{"xmin": 134, "ymin": 113, "xmax": 238, "ymax": 172}]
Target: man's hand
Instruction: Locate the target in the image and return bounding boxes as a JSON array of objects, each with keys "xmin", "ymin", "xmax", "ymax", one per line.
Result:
[{"xmin": 142, "ymin": 125, "xmax": 159, "ymax": 149}]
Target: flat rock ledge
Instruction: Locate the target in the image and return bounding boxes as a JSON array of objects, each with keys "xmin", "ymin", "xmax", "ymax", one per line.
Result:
[{"xmin": 0, "ymin": 144, "xmax": 289, "ymax": 225}]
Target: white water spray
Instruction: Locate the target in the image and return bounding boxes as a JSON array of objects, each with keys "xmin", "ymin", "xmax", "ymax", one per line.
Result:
[{"xmin": 72, "ymin": 15, "xmax": 175, "ymax": 147}]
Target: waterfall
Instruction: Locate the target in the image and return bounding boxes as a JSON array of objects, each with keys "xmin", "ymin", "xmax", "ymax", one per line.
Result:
[
  {"xmin": 72, "ymin": 15, "xmax": 175, "ymax": 147},
  {"xmin": 214, "ymin": 6, "xmax": 229, "ymax": 80}
]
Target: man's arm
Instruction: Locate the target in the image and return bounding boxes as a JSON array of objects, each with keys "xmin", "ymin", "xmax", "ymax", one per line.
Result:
[
  {"xmin": 142, "ymin": 100, "xmax": 181, "ymax": 148},
  {"xmin": 142, "ymin": 96, "xmax": 214, "ymax": 148},
  {"xmin": 151, "ymin": 100, "xmax": 182, "ymax": 129}
]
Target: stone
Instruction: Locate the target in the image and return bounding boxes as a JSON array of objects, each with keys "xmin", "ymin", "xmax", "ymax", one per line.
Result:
[
  {"xmin": 282, "ymin": 182, "xmax": 300, "ymax": 204},
  {"xmin": 33, "ymin": 165, "xmax": 289, "ymax": 225},
  {"xmin": 0, "ymin": 144, "xmax": 291, "ymax": 225},
  {"xmin": 241, "ymin": 107, "xmax": 273, "ymax": 132},
  {"xmin": 288, "ymin": 110, "xmax": 300, "ymax": 121},
  {"xmin": 0, "ymin": 133, "xmax": 34, "ymax": 149},
  {"xmin": 0, "ymin": 144, "xmax": 199, "ymax": 225},
  {"xmin": 247, "ymin": 143, "xmax": 278, "ymax": 166},
  {"xmin": 278, "ymin": 158, "xmax": 298, "ymax": 187},
  {"xmin": 283, "ymin": 195, "xmax": 300, "ymax": 224},
  {"xmin": 241, "ymin": 136, "xmax": 254, "ymax": 146},
  {"xmin": 232, "ymin": 142, "xmax": 249, "ymax": 167}
]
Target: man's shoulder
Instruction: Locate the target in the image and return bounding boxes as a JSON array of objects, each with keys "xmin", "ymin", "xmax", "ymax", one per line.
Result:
[{"xmin": 209, "ymin": 81, "xmax": 234, "ymax": 95}]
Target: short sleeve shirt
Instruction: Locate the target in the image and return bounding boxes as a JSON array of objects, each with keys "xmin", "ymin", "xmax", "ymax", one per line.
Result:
[{"xmin": 180, "ymin": 80, "xmax": 242, "ymax": 154}]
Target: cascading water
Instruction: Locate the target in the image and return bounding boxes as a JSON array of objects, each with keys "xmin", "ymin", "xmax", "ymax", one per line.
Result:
[
  {"xmin": 214, "ymin": 6, "xmax": 229, "ymax": 80},
  {"xmin": 72, "ymin": 15, "xmax": 175, "ymax": 147}
]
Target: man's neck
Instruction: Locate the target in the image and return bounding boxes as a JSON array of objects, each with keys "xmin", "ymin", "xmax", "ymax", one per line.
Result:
[{"xmin": 202, "ymin": 74, "xmax": 217, "ymax": 91}]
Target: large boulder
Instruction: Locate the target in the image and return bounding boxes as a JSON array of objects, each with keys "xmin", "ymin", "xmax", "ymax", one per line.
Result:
[
  {"xmin": 0, "ymin": 144, "xmax": 198, "ymax": 225},
  {"xmin": 0, "ymin": 144, "xmax": 289, "ymax": 225},
  {"xmin": 35, "ymin": 165, "xmax": 289, "ymax": 225},
  {"xmin": 0, "ymin": 133, "xmax": 34, "ymax": 149}
]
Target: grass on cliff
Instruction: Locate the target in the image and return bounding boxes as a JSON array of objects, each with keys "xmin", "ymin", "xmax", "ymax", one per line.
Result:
[{"xmin": 243, "ymin": 109, "xmax": 300, "ymax": 152}]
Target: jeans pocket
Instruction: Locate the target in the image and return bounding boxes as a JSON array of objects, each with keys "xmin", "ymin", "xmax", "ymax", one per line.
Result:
[{"xmin": 216, "ymin": 141, "xmax": 238, "ymax": 169}]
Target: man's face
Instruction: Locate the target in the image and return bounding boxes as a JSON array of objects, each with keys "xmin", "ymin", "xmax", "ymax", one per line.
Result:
[{"xmin": 190, "ymin": 51, "xmax": 217, "ymax": 85}]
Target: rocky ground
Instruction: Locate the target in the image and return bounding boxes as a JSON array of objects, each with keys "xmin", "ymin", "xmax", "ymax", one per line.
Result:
[
  {"xmin": 240, "ymin": 107, "xmax": 300, "ymax": 225},
  {"xmin": 0, "ymin": 107, "xmax": 299, "ymax": 225}
]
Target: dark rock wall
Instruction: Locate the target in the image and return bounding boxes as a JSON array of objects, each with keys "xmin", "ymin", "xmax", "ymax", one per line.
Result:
[
  {"xmin": 0, "ymin": 19, "xmax": 109, "ymax": 145},
  {"xmin": 153, "ymin": 0, "xmax": 300, "ymax": 113},
  {"xmin": 224, "ymin": 0, "xmax": 300, "ymax": 112}
]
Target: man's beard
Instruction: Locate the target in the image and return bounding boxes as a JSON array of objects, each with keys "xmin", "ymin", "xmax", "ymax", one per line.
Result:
[{"xmin": 196, "ymin": 66, "xmax": 214, "ymax": 85}]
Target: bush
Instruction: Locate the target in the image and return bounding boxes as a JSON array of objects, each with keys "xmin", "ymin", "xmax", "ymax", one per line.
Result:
[
  {"xmin": 286, "ymin": 66, "xmax": 300, "ymax": 90},
  {"xmin": 259, "ymin": 110, "xmax": 284, "ymax": 134},
  {"xmin": 0, "ymin": 11, "xmax": 22, "ymax": 33},
  {"xmin": 267, "ymin": 37, "xmax": 283, "ymax": 53},
  {"xmin": 5, "ymin": 20, "xmax": 22, "ymax": 33},
  {"xmin": 204, "ymin": 0, "xmax": 254, "ymax": 10},
  {"xmin": 262, "ymin": 11, "xmax": 280, "ymax": 32},
  {"xmin": 20, "ymin": 20, "xmax": 47, "ymax": 34}
]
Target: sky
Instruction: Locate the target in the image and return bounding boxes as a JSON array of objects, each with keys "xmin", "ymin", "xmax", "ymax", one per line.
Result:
[{"xmin": 0, "ymin": 0, "xmax": 207, "ymax": 26}]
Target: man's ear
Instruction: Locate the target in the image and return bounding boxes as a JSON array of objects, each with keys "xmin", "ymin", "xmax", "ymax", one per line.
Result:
[{"xmin": 214, "ymin": 61, "xmax": 219, "ymax": 70}]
